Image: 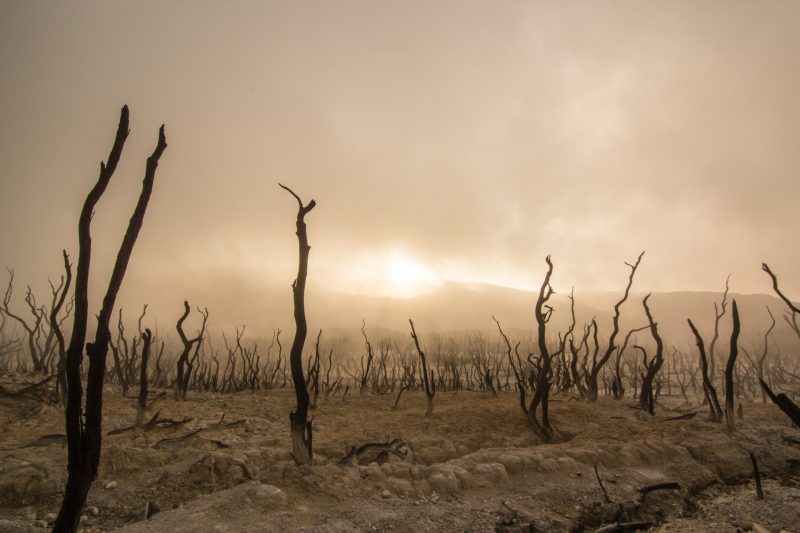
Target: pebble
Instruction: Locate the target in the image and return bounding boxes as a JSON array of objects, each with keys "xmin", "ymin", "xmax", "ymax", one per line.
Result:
[
  {"xmin": 381, "ymin": 489, "xmax": 392, "ymax": 498},
  {"xmin": 105, "ymin": 481, "xmax": 118, "ymax": 490},
  {"xmin": 89, "ymin": 506, "xmax": 100, "ymax": 516}
]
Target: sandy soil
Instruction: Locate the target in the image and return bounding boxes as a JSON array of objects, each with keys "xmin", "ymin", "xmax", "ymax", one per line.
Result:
[{"xmin": 1, "ymin": 371, "xmax": 799, "ymax": 532}]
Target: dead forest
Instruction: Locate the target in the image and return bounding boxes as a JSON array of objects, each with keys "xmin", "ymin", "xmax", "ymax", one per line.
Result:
[{"xmin": 1, "ymin": 107, "xmax": 799, "ymax": 532}]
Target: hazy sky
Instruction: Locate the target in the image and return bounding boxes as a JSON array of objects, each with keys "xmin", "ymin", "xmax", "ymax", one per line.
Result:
[{"xmin": 1, "ymin": 1, "xmax": 798, "ymax": 331}]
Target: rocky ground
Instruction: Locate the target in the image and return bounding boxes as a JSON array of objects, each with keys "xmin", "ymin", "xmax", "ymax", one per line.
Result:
[{"xmin": 1, "ymin": 371, "xmax": 799, "ymax": 532}]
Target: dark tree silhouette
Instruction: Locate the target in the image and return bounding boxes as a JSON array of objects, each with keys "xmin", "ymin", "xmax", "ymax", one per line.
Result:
[
  {"xmin": 409, "ymin": 319, "xmax": 435, "ymax": 416},
  {"xmin": 50, "ymin": 251, "xmax": 73, "ymax": 403},
  {"xmin": 54, "ymin": 106, "xmax": 166, "ymax": 532},
  {"xmin": 759, "ymin": 378, "xmax": 800, "ymax": 428},
  {"xmin": 637, "ymin": 294, "xmax": 664, "ymax": 417},
  {"xmin": 762, "ymin": 263, "xmax": 800, "ymax": 339},
  {"xmin": 280, "ymin": 183, "xmax": 316, "ymax": 465},
  {"xmin": 528, "ymin": 255, "xmax": 556, "ymax": 442},
  {"xmin": 724, "ymin": 300, "xmax": 740, "ymax": 431},
  {"xmin": 687, "ymin": 318, "xmax": 723, "ymax": 422},
  {"xmin": 587, "ymin": 251, "xmax": 644, "ymax": 401},
  {"xmin": 175, "ymin": 300, "xmax": 209, "ymax": 400},
  {"xmin": 359, "ymin": 319, "xmax": 374, "ymax": 394},
  {"xmin": 2, "ymin": 270, "xmax": 45, "ymax": 372},
  {"xmin": 137, "ymin": 328, "xmax": 153, "ymax": 427}
]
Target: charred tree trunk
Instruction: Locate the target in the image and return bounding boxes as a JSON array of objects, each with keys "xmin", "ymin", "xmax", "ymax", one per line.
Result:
[
  {"xmin": 409, "ymin": 319, "xmax": 435, "ymax": 416},
  {"xmin": 724, "ymin": 300, "xmax": 740, "ymax": 431},
  {"xmin": 759, "ymin": 378, "xmax": 800, "ymax": 428},
  {"xmin": 55, "ymin": 106, "xmax": 166, "ymax": 532},
  {"xmin": 588, "ymin": 252, "xmax": 644, "ymax": 401},
  {"xmin": 638, "ymin": 294, "xmax": 664, "ymax": 417},
  {"xmin": 528, "ymin": 256, "xmax": 555, "ymax": 442},
  {"xmin": 136, "ymin": 328, "xmax": 153, "ymax": 427},
  {"xmin": 280, "ymin": 183, "xmax": 315, "ymax": 465},
  {"xmin": 762, "ymin": 263, "xmax": 800, "ymax": 340},
  {"xmin": 687, "ymin": 318, "xmax": 723, "ymax": 422},
  {"xmin": 174, "ymin": 301, "xmax": 208, "ymax": 400},
  {"xmin": 360, "ymin": 319, "xmax": 374, "ymax": 394},
  {"xmin": 51, "ymin": 251, "xmax": 72, "ymax": 404}
]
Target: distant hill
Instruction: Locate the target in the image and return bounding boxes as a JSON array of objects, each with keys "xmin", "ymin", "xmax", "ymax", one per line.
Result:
[{"xmin": 117, "ymin": 274, "xmax": 798, "ymax": 351}]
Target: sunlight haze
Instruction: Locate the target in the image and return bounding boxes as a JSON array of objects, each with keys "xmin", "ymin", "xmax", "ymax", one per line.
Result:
[{"xmin": 1, "ymin": 0, "xmax": 798, "ymax": 332}]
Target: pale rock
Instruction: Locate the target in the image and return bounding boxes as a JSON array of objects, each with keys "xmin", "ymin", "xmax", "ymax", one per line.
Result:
[{"xmin": 247, "ymin": 483, "xmax": 288, "ymax": 507}]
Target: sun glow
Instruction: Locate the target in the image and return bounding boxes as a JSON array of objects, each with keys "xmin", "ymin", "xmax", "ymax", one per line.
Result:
[
  {"xmin": 383, "ymin": 251, "xmax": 439, "ymax": 297},
  {"xmin": 334, "ymin": 249, "xmax": 441, "ymax": 298}
]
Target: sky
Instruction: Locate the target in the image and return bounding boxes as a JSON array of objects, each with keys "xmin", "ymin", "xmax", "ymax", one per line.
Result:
[{"xmin": 0, "ymin": 1, "xmax": 798, "ymax": 332}]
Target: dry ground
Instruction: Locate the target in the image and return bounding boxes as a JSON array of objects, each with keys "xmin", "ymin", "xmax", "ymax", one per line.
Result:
[{"xmin": 1, "ymin": 371, "xmax": 799, "ymax": 532}]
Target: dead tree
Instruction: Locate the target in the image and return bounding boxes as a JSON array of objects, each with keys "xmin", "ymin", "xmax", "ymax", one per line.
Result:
[
  {"xmin": 136, "ymin": 328, "xmax": 153, "ymax": 427},
  {"xmin": 409, "ymin": 319, "xmax": 435, "ymax": 416},
  {"xmin": 759, "ymin": 378, "xmax": 800, "ymax": 428},
  {"xmin": 587, "ymin": 251, "xmax": 644, "ymax": 401},
  {"xmin": 762, "ymin": 263, "xmax": 800, "ymax": 340},
  {"xmin": 637, "ymin": 294, "xmax": 664, "ymax": 417},
  {"xmin": 687, "ymin": 318, "xmax": 723, "ymax": 422},
  {"xmin": 708, "ymin": 276, "xmax": 731, "ymax": 387},
  {"xmin": 612, "ymin": 324, "xmax": 648, "ymax": 400},
  {"xmin": 50, "ymin": 251, "xmax": 73, "ymax": 403},
  {"xmin": 493, "ymin": 316, "xmax": 527, "ymax": 413},
  {"xmin": 110, "ymin": 309, "xmax": 132, "ymax": 397},
  {"xmin": 280, "ymin": 183, "xmax": 315, "ymax": 465},
  {"xmin": 743, "ymin": 306, "xmax": 776, "ymax": 403},
  {"xmin": 359, "ymin": 319, "xmax": 374, "ymax": 394},
  {"xmin": 724, "ymin": 299, "xmax": 741, "ymax": 431},
  {"xmin": 2, "ymin": 270, "xmax": 45, "ymax": 372},
  {"xmin": 174, "ymin": 301, "xmax": 209, "ymax": 400},
  {"xmin": 527, "ymin": 255, "xmax": 556, "ymax": 442},
  {"xmin": 55, "ymin": 106, "xmax": 166, "ymax": 532}
]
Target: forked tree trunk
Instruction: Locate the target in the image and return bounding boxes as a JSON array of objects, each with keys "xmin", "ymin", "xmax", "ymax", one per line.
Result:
[
  {"xmin": 638, "ymin": 294, "xmax": 664, "ymax": 417},
  {"xmin": 587, "ymin": 252, "xmax": 644, "ymax": 401},
  {"xmin": 687, "ymin": 318, "xmax": 723, "ymax": 422},
  {"xmin": 54, "ymin": 106, "xmax": 166, "ymax": 532},
  {"xmin": 280, "ymin": 183, "xmax": 316, "ymax": 465},
  {"xmin": 724, "ymin": 300, "xmax": 740, "ymax": 431}
]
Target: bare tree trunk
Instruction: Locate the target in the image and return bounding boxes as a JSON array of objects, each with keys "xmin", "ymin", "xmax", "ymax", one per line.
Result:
[
  {"xmin": 55, "ymin": 106, "xmax": 166, "ymax": 532},
  {"xmin": 724, "ymin": 300, "xmax": 740, "ymax": 431},
  {"xmin": 280, "ymin": 183, "xmax": 315, "ymax": 465},
  {"xmin": 409, "ymin": 319, "xmax": 435, "ymax": 416},
  {"xmin": 50, "ymin": 251, "xmax": 72, "ymax": 404},
  {"xmin": 588, "ymin": 252, "xmax": 644, "ymax": 401},
  {"xmin": 528, "ymin": 256, "xmax": 556, "ymax": 442},
  {"xmin": 174, "ymin": 301, "xmax": 208, "ymax": 400},
  {"xmin": 638, "ymin": 294, "xmax": 664, "ymax": 417},
  {"xmin": 687, "ymin": 318, "xmax": 723, "ymax": 421},
  {"xmin": 136, "ymin": 328, "xmax": 153, "ymax": 427}
]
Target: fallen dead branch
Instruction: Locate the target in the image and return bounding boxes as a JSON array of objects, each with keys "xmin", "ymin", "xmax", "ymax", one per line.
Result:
[
  {"xmin": 0, "ymin": 375, "xmax": 55, "ymax": 401},
  {"xmin": 660, "ymin": 412, "xmax": 697, "ymax": 422},
  {"xmin": 595, "ymin": 521, "xmax": 654, "ymax": 533},
  {"xmin": 107, "ymin": 410, "xmax": 193, "ymax": 436},
  {"xmin": 4, "ymin": 433, "xmax": 66, "ymax": 450},
  {"xmin": 638, "ymin": 482, "xmax": 680, "ymax": 497},
  {"xmin": 150, "ymin": 414, "xmax": 247, "ymax": 448},
  {"xmin": 153, "ymin": 428, "xmax": 203, "ymax": 448},
  {"xmin": 594, "ymin": 463, "xmax": 611, "ymax": 503},
  {"xmin": 338, "ymin": 438, "xmax": 407, "ymax": 465}
]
